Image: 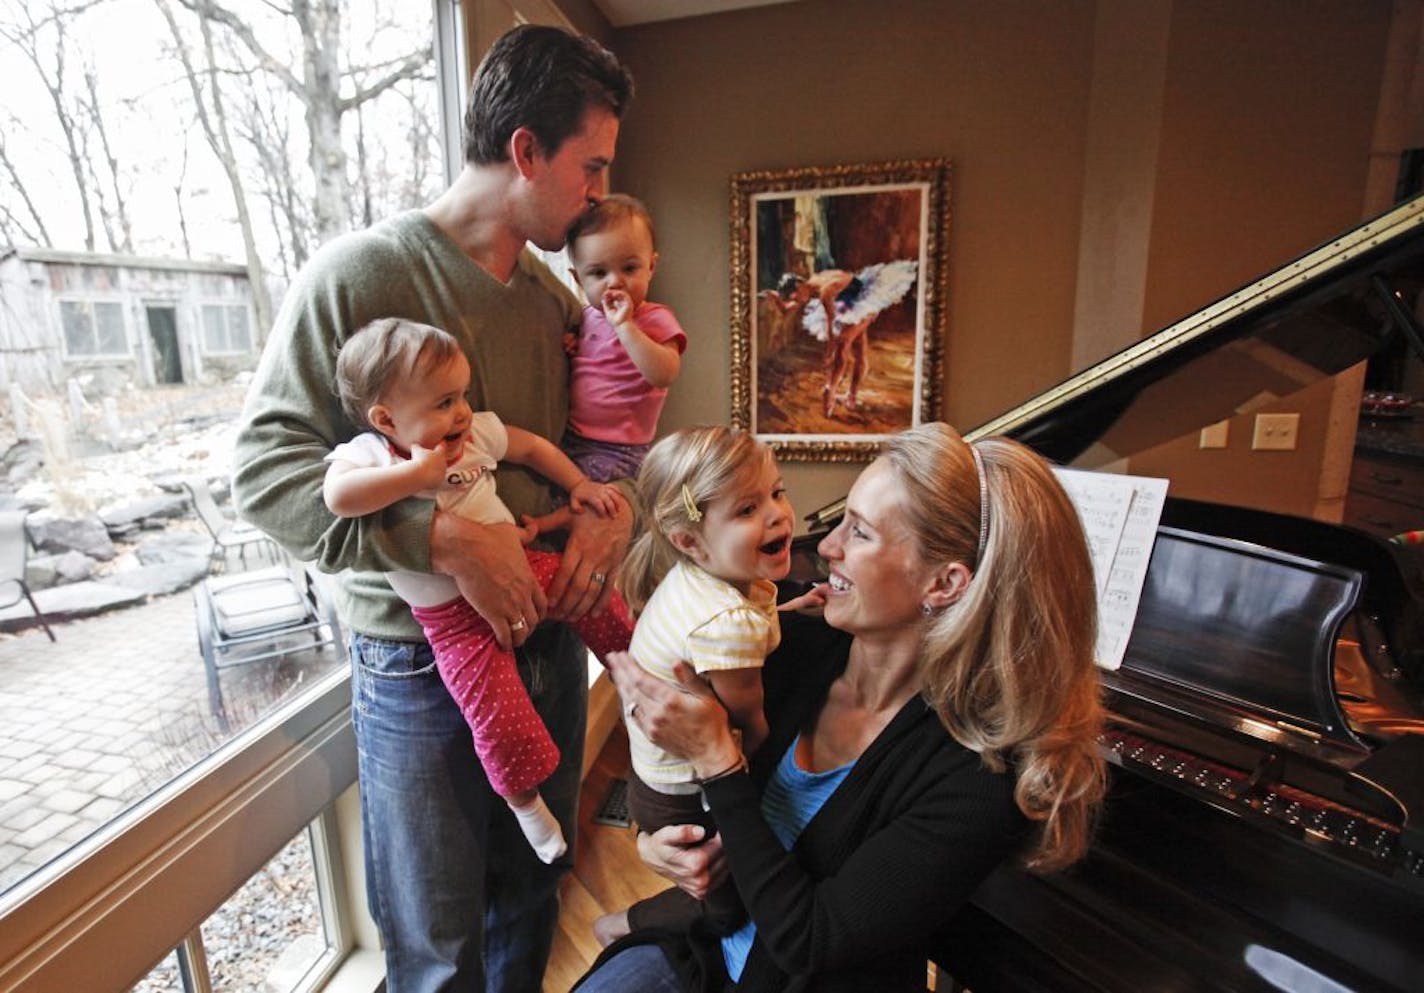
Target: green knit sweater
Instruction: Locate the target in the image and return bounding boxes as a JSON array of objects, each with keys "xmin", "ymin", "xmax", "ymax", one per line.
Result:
[{"xmin": 233, "ymin": 209, "xmax": 582, "ymax": 640}]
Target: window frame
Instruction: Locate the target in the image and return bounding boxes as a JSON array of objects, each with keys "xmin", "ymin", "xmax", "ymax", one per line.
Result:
[
  {"xmin": 56, "ymin": 296, "xmax": 131, "ymax": 360},
  {"xmin": 0, "ymin": 5, "xmax": 468, "ymax": 989},
  {"xmin": 198, "ymin": 300, "xmax": 255, "ymax": 356},
  {"xmin": 0, "ymin": 670, "xmax": 354, "ymax": 991}
]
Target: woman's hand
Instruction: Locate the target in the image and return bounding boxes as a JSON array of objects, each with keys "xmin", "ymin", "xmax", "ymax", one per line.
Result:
[
  {"xmin": 636, "ymin": 824, "xmax": 728, "ymax": 900},
  {"xmin": 605, "ymin": 652, "xmax": 741, "ymax": 777}
]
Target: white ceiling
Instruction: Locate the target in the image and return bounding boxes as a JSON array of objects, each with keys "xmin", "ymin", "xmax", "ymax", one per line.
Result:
[{"xmin": 591, "ymin": 0, "xmax": 800, "ymax": 28}]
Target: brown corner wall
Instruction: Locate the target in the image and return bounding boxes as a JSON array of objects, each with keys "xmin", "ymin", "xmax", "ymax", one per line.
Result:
[{"xmin": 599, "ymin": 0, "xmax": 1395, "ymax": 523}]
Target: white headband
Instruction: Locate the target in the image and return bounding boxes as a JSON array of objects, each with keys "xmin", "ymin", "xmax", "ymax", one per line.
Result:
[{"xmin": 969, "ymin": 442, "xmax": 989, "ymax": 565}]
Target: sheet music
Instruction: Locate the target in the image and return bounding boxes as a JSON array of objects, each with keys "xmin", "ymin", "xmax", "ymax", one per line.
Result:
[{"xmin": 1053, "ymin": 468, "xmax": 1168, "ymax": 670}]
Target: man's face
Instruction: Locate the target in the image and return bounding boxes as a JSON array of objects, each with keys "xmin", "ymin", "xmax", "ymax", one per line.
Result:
[{"xmin": 526, "ymin": 108, "xmax": 619, "ymax": 252}]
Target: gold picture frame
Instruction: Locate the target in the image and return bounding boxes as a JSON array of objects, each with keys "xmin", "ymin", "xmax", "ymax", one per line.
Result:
[{"xmin": 730, "ymin": 159, "xmax": 950, "ymax": 462}]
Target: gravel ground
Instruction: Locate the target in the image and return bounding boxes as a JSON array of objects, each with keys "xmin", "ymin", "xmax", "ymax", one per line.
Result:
[{"xmin": 131, "ymin": 831, "xmax": 327, "ymax": 993}]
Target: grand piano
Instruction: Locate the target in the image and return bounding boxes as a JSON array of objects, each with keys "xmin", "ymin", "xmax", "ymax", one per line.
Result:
[{"xmin": 795, "ymin": 195, "xmax": 1424, "ymax": 992}]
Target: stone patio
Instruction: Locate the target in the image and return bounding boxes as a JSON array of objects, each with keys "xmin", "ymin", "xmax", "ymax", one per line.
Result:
[{"xmin": 0, "ymin": 579, "xmax": 345, "ymax": 893}]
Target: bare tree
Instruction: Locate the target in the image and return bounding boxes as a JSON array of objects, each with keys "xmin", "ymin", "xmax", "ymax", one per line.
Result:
[
  {"xmin": 173, "ymin": 0, "xmax": 430, "ymax": 244},
  {"xmin": 155, "ymin": 0, "xmax": 272, "ymax": 334},
  {"xmin": 172, "ymin": 134, "xmax": 194, "ymax": 258},
  {"xmin": 0, "ymin": 121, "xmax": 55, "ymax": 247},
  {"xmin": 233, "ymin": 74, "xmax": 311, "ymax": 274},
  {"xmin": 0, "ymin": 0, "xmax": 108, "ymax": 251},
  {"xmin": 82, "ymin": 65, "xmax": 134, "ymax": 253},
  {"xmin": 399, "ymin": 83, "xmax": 437, "ymax": 209}
]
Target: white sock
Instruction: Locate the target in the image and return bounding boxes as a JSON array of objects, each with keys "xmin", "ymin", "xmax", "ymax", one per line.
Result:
[{"xmin": 509, "ymin": 794, "xmax": 568, "ymax": 864}]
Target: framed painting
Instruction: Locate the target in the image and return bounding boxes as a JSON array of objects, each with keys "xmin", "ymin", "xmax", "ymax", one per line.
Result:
[{"xmin": 729, "ymin": 158, "xmax": 950, "ymax": 462}]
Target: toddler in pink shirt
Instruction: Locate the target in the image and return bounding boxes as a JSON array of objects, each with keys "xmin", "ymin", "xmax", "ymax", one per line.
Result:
[{"xmin": 561, "ymin": 194, "xmax": 687, "ymax": 484}]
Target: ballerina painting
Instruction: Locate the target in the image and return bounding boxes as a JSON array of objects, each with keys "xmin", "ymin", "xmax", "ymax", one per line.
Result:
[
  {"xmin": 731, "ymin": 159, "xmax": 949, "ymax": 461},
  {"xmin": 762, "ymin": 260, "xmax": 919, "ymax": 418}
]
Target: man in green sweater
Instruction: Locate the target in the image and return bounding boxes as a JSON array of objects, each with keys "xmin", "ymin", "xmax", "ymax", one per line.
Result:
[{"xmin": 232, "ymin": 25, "xmax": 635, "ymax": 993}]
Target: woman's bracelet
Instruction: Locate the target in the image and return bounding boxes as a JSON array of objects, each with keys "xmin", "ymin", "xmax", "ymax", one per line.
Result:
[{"xmin": 694, "ymin": 752, "xmax": 749, "ymax": 786}]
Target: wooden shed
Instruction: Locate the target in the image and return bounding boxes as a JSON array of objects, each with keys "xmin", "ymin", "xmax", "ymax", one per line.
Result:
[{"xmin": 0, "ymin": 247, "xmax": 262, "ymax": 395}]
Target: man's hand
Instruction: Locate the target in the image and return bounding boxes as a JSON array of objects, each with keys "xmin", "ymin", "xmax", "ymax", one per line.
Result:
[
  {"xmin": 546, "ymin": 488, "xmax": 633, "ymax": 621},
  {"xmin": 637, "ymin": 824, "xmax": 728, "ymax": 900},
  {"xmin": 430, "ymin": 509, "xmax": 545, "ymax": 650}
]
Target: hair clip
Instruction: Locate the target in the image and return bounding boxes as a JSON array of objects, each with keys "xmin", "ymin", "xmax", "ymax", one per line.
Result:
[{"xmin": 681, "ymin": 484, "xmax": 703, "ymax": 523}]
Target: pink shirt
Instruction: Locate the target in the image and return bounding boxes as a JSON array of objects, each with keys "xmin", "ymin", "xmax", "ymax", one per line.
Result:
[{"xmin": 567, "ymin": 301, "xmax": 687, "ymax": 445}]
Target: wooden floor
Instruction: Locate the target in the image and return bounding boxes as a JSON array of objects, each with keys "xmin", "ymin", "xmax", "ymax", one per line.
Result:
[{"xmin": 543, "ymin": 726, "xmax": 669, "ymax": 992}]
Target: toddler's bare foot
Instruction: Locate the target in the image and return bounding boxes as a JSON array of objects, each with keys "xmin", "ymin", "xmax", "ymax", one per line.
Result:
[{"xmin": 593, "ymin": 909, "xmax": 631, "ymax": 947}]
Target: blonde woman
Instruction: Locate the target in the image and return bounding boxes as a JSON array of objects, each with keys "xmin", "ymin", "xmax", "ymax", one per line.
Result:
[{"xmin": 580, "ymin": 422, "xmax": 1106, "ymax": 993}]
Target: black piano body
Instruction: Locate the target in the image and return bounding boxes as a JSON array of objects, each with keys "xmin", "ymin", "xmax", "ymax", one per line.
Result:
[{"xmin": 792, "ymin": 195, "xmax": 1424, "ymax": 991}]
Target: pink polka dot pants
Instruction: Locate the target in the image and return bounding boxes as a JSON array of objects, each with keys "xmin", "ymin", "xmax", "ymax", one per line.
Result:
[{"xmin": 411, "ymin": 550, "xmax": 634, "ymax": 798}]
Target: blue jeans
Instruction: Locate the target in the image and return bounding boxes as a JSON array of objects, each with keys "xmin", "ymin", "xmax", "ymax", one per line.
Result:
[
  {"xmin": 576, "ymin": 944, "xmax": 685, "ymax": 993},
  {"xmin": 351, "ymin": 624, "xmax": 587, "ymax": 993}
]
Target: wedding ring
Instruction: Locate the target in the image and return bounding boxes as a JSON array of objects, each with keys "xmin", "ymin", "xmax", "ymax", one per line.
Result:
[
  {"xmin": 510, "ymin": 618, "xmax": 527, "ymax": 631},
  {"xmin": 590, "ymin": 571, "xmax": 607, "ymax": 585}
]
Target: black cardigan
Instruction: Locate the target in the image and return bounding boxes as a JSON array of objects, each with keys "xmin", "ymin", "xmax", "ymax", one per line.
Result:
[{"xmin": 582, "ymin": 613, "xmax": 1029, "ymax": 993}]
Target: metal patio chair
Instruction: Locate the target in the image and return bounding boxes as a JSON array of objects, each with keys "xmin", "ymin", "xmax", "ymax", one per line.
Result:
[
  {"xmin": 0, "ymin": 510, "xmax": 55, "ymax": 641},
  {"xmin": 192, "ymin": 561, "xmax": 343, "ymax": 722},
  {"xmin": 180, "ymin": 476, "xmax": 278, "ymax": 573}
]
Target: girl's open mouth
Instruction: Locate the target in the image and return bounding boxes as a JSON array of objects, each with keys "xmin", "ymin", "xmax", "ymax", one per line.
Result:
[{"xmin": 759, "ymin": 536, "xmax": 790, "ymax": 556}]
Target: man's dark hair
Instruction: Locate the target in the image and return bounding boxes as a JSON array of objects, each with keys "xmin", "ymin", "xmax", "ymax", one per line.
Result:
[{"xmin": 463, "ymin": 25, "xmax": 634, "ymax": 165}]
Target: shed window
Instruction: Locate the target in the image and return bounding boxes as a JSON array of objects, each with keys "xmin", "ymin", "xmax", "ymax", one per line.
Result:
[
  {"xmin": 201, "ymin": 303, "xmax": 253, "ymax": 354},
  {"xmin": 59, "ymin": 299, "xmax": 127, "ymax": 357}
]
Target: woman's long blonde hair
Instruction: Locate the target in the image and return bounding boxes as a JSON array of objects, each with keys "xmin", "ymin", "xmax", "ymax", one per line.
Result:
[
  {"xmin": 619, "ymin": 426, "xmax": 773, "ymax": 615},
  {"xmin": 882, "ymin": 423, "xmax": 1106, "ymax": 872}
]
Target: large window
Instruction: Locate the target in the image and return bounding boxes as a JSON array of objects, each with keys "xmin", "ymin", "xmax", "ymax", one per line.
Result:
[
  {"xmin": 200, "ymin": 303, "xmax": 253, "ymax": 355},
  {"xmin": 0, "ymin": 0, "xmax": 458, "ymax": 987},
  {"xmin": 59, "ymin": 299, "xmax": 128, "ymax": 357}
]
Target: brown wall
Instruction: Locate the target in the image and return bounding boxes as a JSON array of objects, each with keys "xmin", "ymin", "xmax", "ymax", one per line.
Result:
[{"xmin": 599, "ymin": 0, "xmax": 1396, "ymax": 525}]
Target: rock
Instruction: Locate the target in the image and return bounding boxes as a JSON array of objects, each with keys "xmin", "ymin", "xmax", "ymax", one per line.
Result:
[
  {"xmin": 54, "ymin": 550, "xmax": 96, "ymax": 583},
  {"xmin": 99, "ymin": 559, "xmax": 208, "ymax": 596},
  {"xmin": 25, "ymin": 550, "xmax": 96, "ymax": 588},
  {"xmin": 24, "ymin": 554, "xmax": 61, "ymax": 590},
  {"xmin": 30, "ymin": 516, "xmax": 117, "ymax": 561},
  {"xmin": 133, "ymin": 531, "xmax": 211, "ymax": 564},
  {"xmin": 100, "ymin": 494, "xmax": 191, "ymax": 530},
  {"xmin": 0, "ymin": 580, "xmax": 145, "ymax": 630}
]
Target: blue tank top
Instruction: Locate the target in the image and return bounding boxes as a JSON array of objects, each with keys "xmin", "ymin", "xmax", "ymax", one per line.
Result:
[{"xmin": 721, "ymin": 735, "xmax": 855, "ymax": 982}]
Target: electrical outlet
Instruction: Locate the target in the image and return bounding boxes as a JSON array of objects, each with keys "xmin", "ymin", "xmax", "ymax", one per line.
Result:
[
  {"xmin": 1199, "ymin": 420, "xmax": 1229, "ymax": 449},
  {"xmin": 1252, "ymin": 412, "xmax": 1299, "ymax": 451}
]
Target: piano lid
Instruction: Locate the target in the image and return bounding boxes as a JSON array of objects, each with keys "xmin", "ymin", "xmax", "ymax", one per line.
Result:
[{"xmin": 975, "ymin": 193, "xmax": 1424, "ymax": 465}]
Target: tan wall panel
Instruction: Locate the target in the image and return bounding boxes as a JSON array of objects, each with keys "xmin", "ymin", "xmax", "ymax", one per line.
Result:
[{"xmin": 599, "ymin": 0, "xmax": 1394, "ymax": 523}]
